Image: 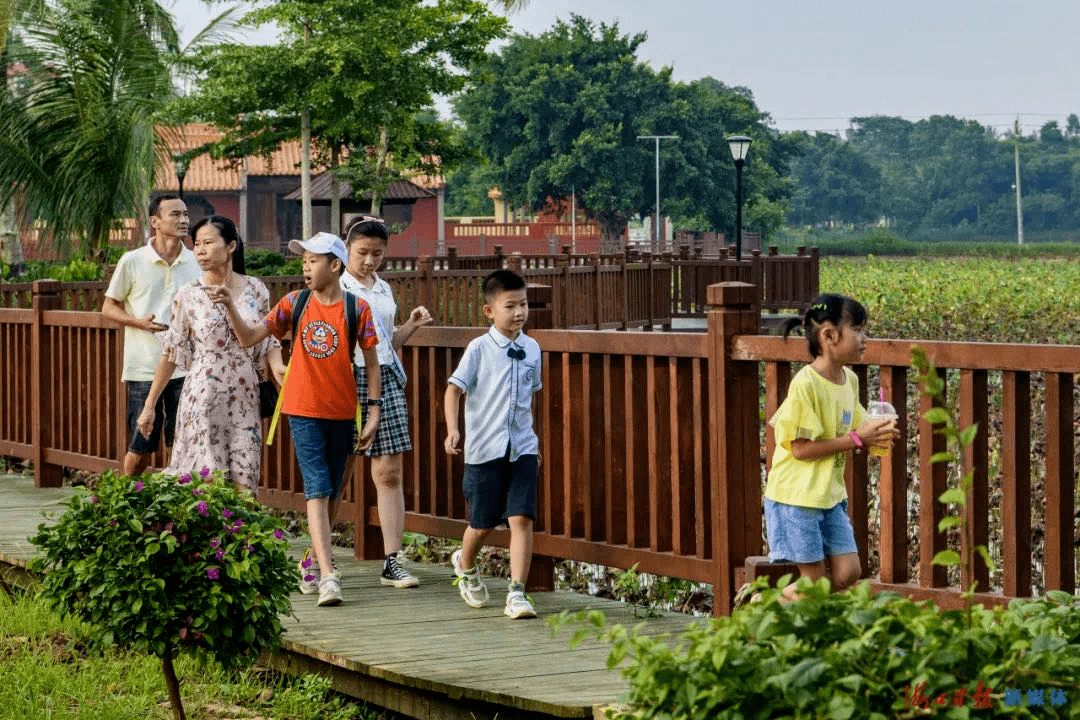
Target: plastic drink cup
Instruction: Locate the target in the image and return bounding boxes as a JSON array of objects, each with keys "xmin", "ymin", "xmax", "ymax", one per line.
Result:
[{"xmin": 867, "ymin": 400, "xmax": 898, "ymax": 457}]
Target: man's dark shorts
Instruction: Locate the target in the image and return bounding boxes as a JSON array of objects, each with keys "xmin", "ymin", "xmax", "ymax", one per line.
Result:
[
  {"xmin": 463, "ymin": 452, "xmax": 538, "ymax": 530},
  {"xmin": 126, "ymin": 377, "xmax": 184, "ymax": 454}
]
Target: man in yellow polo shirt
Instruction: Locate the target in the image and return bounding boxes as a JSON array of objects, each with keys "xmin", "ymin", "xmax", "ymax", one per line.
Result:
[{"xmin": 102, "ymin": 195, "xmax": 201, "ymax": 476}]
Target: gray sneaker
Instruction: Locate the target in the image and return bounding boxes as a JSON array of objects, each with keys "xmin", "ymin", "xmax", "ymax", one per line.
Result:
[
  {"xmin": 298, "ymin": 548, "xmax": 318, "ymax": 595},
  {"xmin": 316, "ymin": 572, "xmax": 343, "ymax": 607},
  {"xmin": 504, "ymin": 590, "xmax": 537, "ymax": 619},
  {"xmin": 450, "ymin": 549, "xmax": 489, "ymax": 608}
]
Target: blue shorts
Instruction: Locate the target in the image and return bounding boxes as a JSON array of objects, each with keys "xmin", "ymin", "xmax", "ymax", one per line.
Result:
[
  {"xmin": 127, "ymin": 378, "xmax": 184, "ymax": 454},
  {"xmin": 764, "ymin": 498, "xmax": 858, "ymax": 564},
  {"xmin": 463, "ymin": 453, "xmax": 538, "ymax": 529},
  {"xmin": 288, "ymin": 416, "xmax": 354, "ymax": 501}
]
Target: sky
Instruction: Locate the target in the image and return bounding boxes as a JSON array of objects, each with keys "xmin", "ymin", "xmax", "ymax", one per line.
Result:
[{"xmin": 170, "ymin": 0, "xmax": 1080, "ymax": 137}]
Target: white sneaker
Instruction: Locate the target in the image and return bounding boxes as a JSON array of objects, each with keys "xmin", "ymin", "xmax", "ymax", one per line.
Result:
[
  {"xmin": 504, "ymin": 590, "xmax": 537, "ymax": 619},
  {"xmin": 298, "ymin": 548, "xmax": 318, "ymax": 595},
  {"xmin": 450, "ymin": 549, "xmax": 489, "ymax": 608},
  {"xmin": 316, "ymin": 572, "xmax": 343, "ymax": 607}
]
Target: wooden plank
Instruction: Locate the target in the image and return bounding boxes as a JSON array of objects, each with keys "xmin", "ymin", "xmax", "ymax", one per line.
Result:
[
  {"xmin": 1001, "ymin": 371, "xmax": 1032, "ymax": 597},
  {"xmin": 918, "ymin": 370, "xmax": 948, "ymax": 588},
  {"xmin": 736, "ymin": 335, "xmax": 1080, "ymax": 374},
  {"xmin": 1044, "ymin": 372, "xmax": 1074, "ymax": 592},
  {"xmin": 959, "ymin": 369, "xmax": 990, "ymax": 592}
]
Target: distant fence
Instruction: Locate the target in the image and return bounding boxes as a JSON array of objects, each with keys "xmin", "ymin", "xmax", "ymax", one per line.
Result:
[{"xmin": 3, "ymin": 280, "xmax": 1074, "ymax": 616}]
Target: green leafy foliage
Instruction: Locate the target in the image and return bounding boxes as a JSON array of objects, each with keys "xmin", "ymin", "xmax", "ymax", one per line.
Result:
[
  {"xmin": 244, "ymin": 248, "xmax": 289, "ymax": 277},
  {"xmin": 821, "ymin": 256, "xmax": 1080, "ymax": 344},
  {"xmin": 29, "ymin": 469, "xmax": 295, "ymax": 669},
  {"xmin": 553, "ymin": 579, "xmax": 1080, "ymax": 719}
]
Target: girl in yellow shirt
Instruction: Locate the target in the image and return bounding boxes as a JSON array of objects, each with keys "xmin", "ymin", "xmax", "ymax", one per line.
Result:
[{"xmin": 765, "ymin": 294, "xmax": 897, "ymax": 602}]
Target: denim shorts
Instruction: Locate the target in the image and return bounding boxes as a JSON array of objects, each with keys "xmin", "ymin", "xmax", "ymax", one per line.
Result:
[
  {"xmin": 765, "ymin": 498, "xmax": 858, "ymax": 564},
  {"xmin": 288, "ymin": 415, "xmax": 354, "ymax": 501},
  {"xmin": 463, "ymin": 452, "xmax": 538, "ymax": 529},
  {"xmin": 127, "ymin": 377, "xmax": 185, "ymax": 454}
]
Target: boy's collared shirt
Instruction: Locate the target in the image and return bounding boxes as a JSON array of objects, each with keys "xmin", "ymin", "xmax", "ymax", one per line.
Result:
[
  {"xmin": 105, "ymin": 243, "xmax": 201, "ymax": 382},
  {"xmin": 449, "ymin": 326, "xmax": 542, "ymax": 465}
]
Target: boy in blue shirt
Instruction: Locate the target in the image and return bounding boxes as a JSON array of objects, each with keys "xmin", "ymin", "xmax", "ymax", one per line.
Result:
[{"xmin": 444, "ymin": 270, "xmax": 541, "ymax": 619}]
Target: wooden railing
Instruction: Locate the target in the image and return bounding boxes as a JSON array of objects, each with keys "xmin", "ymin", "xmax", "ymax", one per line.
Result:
[{"xmin": 1, "ymin": 280, "xmax": 1076, "ymax": 614}]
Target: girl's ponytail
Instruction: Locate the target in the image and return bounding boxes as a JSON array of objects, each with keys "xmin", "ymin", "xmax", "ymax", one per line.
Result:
[{"xmin": 787, "ymin": 294, "xmax": 868, "ymax": 357}]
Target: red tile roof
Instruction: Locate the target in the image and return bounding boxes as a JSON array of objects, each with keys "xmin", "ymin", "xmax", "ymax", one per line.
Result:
[
  {"xmin": 155, "ymin": 123, "xmax": 317, "ymax": 193},
  {"xmin": 283, "ymin": 174, "xmax": 436, "ymax": 201}
]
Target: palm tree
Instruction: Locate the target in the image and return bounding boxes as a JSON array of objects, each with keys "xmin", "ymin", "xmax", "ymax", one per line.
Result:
[{"xmin": 0, "ymin": 0, "xmax": 235, "ymax": 262}]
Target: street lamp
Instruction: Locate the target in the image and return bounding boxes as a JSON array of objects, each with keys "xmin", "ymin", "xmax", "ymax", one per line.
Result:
[
  {"xmin": 726, "ymin": 135, "xmax": 752, "ymax": 261},
  {"xmin": 637, "ymin": 134, "xmax": 678, "ymax": 253},
  {"xmin": 173, "ymin": 155, "xmax": 190, "ymax": 200}
]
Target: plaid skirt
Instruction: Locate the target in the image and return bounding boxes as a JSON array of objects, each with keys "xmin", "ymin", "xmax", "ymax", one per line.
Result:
[{"xmin": 352, "ymin": 363, "xmax": 412, "ymax": 456}]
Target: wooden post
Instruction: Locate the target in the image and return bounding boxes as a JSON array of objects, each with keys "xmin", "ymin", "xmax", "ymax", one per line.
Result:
[
  {"xmin": 616, "ymin": 251, "xmax": 628, "ymax": 330},
  {"xmin": 493, "ymin": 244, "xmax": 504, "ymax": 269},
  {"xmin": 417, "ymin": 256, "xmax": 434, "ymax": 320},
  {"xmin": 507, "ymin": 252, "xmax": 524, "ymax": 277},
  {"xmin": 707, "ymin": 282, "xmax": 760, "ymax": 615},
  {"xmin": 31, "ymin": 279, "xmax": 63, "ymax": 487},
  {"xmin": 446, "ymin": 246, "xmax": 457, "ymax": 270},
  {"xmin": 590, "ymin": 253, "xmax": 602, "ymax": 330},
  {"xmin": 525, "ymin": 284, "xmax": 553, "ymax": 329},
  {"xmin": 555, "ymin": 252, "xmax": 570, "ymax": 328},
  {"xmin": 353, "ymin": 457, "xmax": 384, "ymax": 561},
  {"xmin": 750, "ymin": 248, "xmax": 763, "ymax": 316}
]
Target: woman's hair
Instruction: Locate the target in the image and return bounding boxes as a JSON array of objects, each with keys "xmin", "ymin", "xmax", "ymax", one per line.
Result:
[
  {"xmin": 781, "ymin": 293, "xmax": 868, "ymax": 358},
  {"xmin": 344, "ymin": 215, "xmax": 390, "ymax": 245},
  {"xmin": 190, "ymin": 215, "xmax": 245, "ymax": 275}
]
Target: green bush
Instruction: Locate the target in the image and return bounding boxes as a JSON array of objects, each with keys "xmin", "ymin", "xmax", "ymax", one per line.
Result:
[
  {"xmin": 245, "ymin": 248, "xmax": 289, "ymax": 277},
  {"xmin": 30, "ymin": 469, "xmax": 296, "ymax": 718},
  {"xmin": 554, "ymin": 579, "xmax": 1080, "ymax": 719}
]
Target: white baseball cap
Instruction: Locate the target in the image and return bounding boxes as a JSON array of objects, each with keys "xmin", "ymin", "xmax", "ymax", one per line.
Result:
[{"xmin": 288, "ymin": 232, "xmax": 348, "ymax": 266}]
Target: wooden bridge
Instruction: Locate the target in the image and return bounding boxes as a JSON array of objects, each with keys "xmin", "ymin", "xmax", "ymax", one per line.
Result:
[
  {"xmin": 0, "ymin": 473, "xmax": 689, "ymax": 719},
  {"xmin": 2, "ymin": 272, "xmax": 1079, "ymax": 716}
]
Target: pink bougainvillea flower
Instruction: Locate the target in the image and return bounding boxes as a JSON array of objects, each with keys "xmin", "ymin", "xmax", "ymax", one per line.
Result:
[
  {"xmin": 134, "ymin": 481, "xmax": 144, "ymax": 492},
  {"xmin": 199, "ymin": 467, "xmax": 211, "ymax": 478},
  {"xmin": 209, "ymin": 539, "xmax": 220, "ymax": 549},
  {"xmin": 207, "ymin": 567, "xmax": 220, "ymax": 580},
  {"xmin": 164, "ymin": 522, "xmax": 174, "ymax": 532},
  {"xmin": 273, "ymin": 530, "xmax": 284, "ymax": 540},
  {"xmin": 222, "ymin": 509, "xmax": 233, "ymax": 519},
  {"xmin": 215, "ymin": 550, "xmax": 225, "ymax": 560},
  {"xmin": 107, "ymin": 518, "xmax": 117, "ymax": 526},
  {"xmin": 246, "ymin": 545, "xmax": 254, "ymax": 553},
  {"xmin": 197, "ymin": 502, "xmax": 209, "ymax": 516},
  {"xmin": 178, "ymin": 473, "xmax": 191, "ymax": 485},
  {"xmin": 301, "ymin": 557, "xmax": 313, "ymax": 569},
  {"xmin": 179, "ymin": 627, "xmax": 188, "ymax": 640},
  {"xmin": 303, "ymin": 574, "xmax": 316, "ymax": 583},
  {"xmin": 88, "ymin": 496, "xmax": 99, "ymax": 504},
  {"xmin": 233, "ymin": 519, "xmax": 243, "ymax": 528}
]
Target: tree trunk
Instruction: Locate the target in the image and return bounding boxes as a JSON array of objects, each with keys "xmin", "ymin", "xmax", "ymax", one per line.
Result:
[
  {"xmin": 0, "ymin": 198, "xmax": 22, "ymax": 271},
  {"xmin": 301, "ymin": 108, "xmax": 312, "ymax": 243},
  {"xmin": 330, "ymin": 143, "xmax": 340, "ymax": 236},
  {"xmin": 300, "ymin": 23, "xmax": 312, "ymax": 243},
  {"xmin": 370, "ymin": 126, "xmax": 389, "ymax": 217},
  {"xmin": 160, "ymin": 644, "xmax": 186, "ymax": 720},
  {"xmin": 592, "ymin": 210, "xmax": 628, "ymax": 254}
]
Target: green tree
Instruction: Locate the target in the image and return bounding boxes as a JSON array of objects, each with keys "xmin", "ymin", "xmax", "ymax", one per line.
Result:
[
  {"xmin": 178, "ymin": 0, "xmax": 504, "ymax": 236},
  {"xmin": 787, "ymin": 131, "xmax": 882, "ymax": 226},
  {"xmin": 456, "ymin": 17, "xmax": 793, "ymax": 251}
]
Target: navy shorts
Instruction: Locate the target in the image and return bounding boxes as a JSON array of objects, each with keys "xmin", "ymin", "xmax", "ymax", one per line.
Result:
[
  {"xmin": 127, "ymin": 377, "xmax": 184, "ymax": 454},
  {"xmin": 463, "ymin": 452, "xmax": 538, "ymax": 529},
  {"xmin": 288, "ymin": 415, "xmax": 354, "ymax": 501},
  {"xmin": 765, "ymin": 498, "xmax": 858, "ymax": 564}
]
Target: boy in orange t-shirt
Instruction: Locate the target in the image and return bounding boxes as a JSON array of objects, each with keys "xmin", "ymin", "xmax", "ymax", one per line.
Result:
[{"xmin": 208, "ymin": 232, "xmax": 381, "ymax": 607}]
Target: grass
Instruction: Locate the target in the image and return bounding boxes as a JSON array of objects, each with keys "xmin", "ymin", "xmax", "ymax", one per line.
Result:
[{"xmin": 0, "ymin": 584, "xmax": 394, "ymax": 720}]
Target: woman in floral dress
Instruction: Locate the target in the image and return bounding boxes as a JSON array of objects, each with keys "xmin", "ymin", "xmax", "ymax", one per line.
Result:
[{"xmin": 137, "ymin": 215, "xmax": 284, "ymax": 493}]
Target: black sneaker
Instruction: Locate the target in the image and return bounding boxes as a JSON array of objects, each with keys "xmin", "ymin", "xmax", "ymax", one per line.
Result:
[{"xmin": 380, "ymin": 553, "xmax": 419, "ymax": 588}]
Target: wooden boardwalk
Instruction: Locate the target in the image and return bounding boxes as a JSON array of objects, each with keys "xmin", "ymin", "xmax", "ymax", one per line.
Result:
[{"xmin": 0, "ymin": 474, "xmax": 696, "ymax": 719}]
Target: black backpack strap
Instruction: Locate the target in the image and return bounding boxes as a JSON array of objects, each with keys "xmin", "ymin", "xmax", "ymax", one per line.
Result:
[
  {"xmin": 290, "ymin": 288, "xmax": 312, "ymax": 338},
  {"xmin": 344, "ymin": 291, "xmax": 359, "ymax": 370}
]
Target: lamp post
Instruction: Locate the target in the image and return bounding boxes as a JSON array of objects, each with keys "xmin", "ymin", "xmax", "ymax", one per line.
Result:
[
  {"xmin": 174, "ymin": 156, "xmax": 190, "ymax": 200},
  {"xmin": 726, "ymin": 135, "xmax": 752, "ymax": 261},
  {"xmin": 637, "ymin": 134, "xmax": 678, "ymax": 253}
]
